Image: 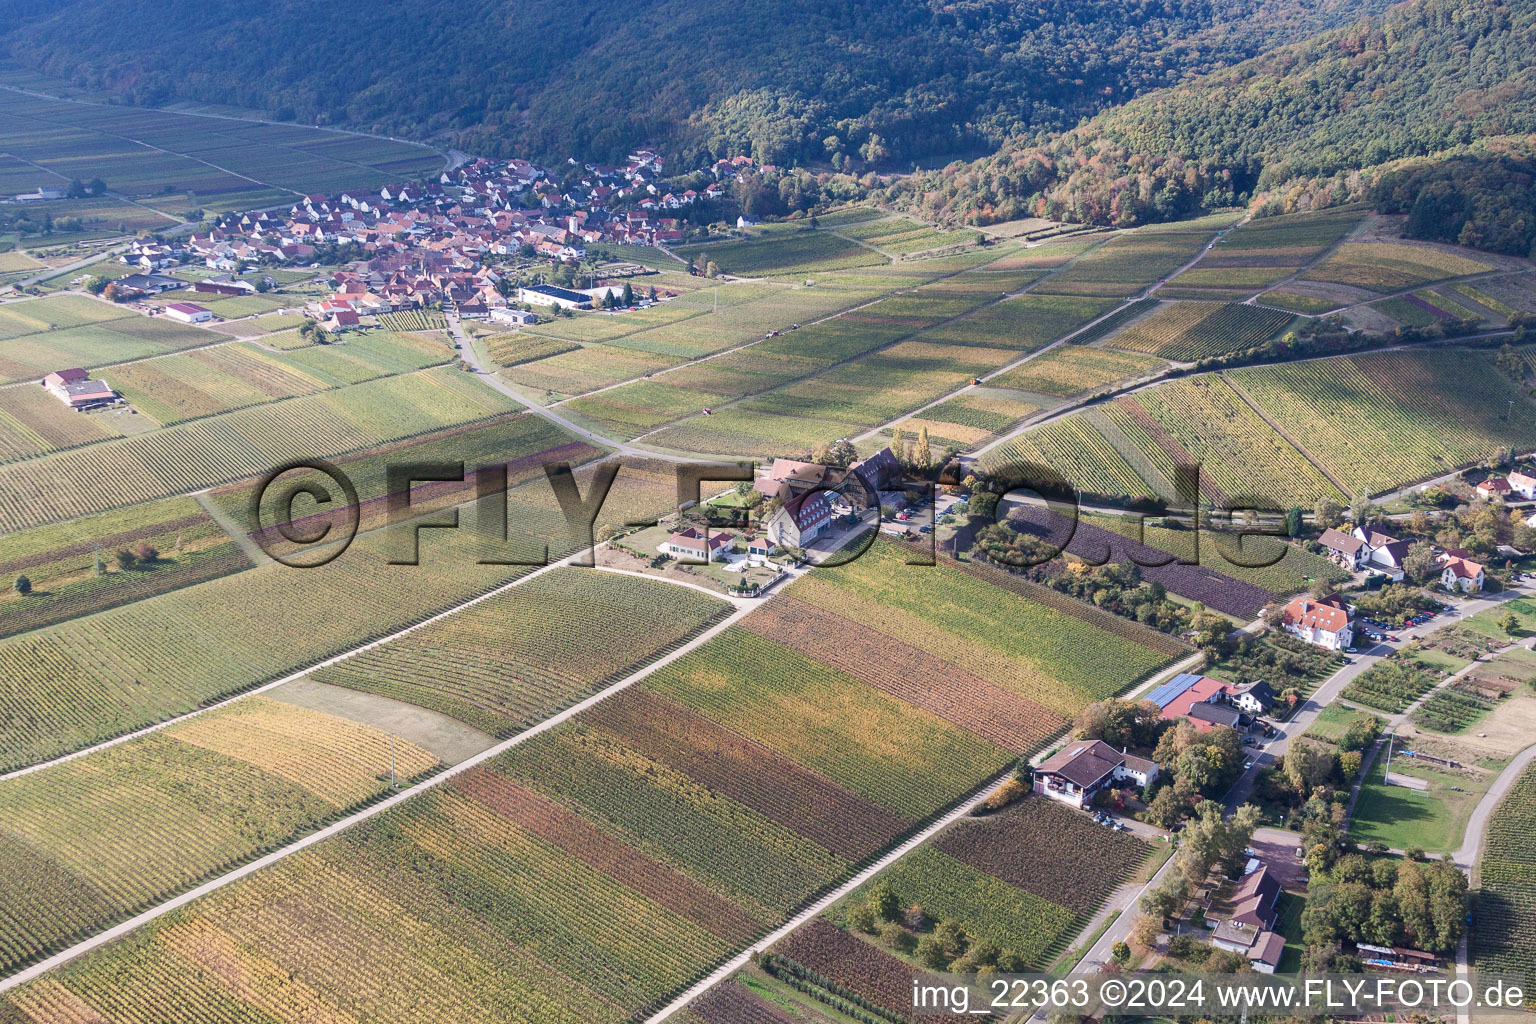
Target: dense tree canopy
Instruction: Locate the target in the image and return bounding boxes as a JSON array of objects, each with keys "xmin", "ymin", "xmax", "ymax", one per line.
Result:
[
  {"xmin": 0, "ymin": 0, "xmax": 1384, "ymax": 168},
  {"xmin": 888, "ymin": 0, "xmax": 1536, "ymax": 255}
]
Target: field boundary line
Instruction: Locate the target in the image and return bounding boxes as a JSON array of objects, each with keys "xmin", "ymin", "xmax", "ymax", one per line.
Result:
[
  {"xmin": 0, "ymin": 597, "xmax": 751, "ymax": 994},
  {"xmin": 0, "ymin": 547, "xmax": 592, "ymax": 782},
  {"xmin": 1217, "ymin": 371, "xmax": 1351, "ymax": 496},
  {"xmin": 645, "ymin": 645, "xmax": 1207, "ymax": 1024}
]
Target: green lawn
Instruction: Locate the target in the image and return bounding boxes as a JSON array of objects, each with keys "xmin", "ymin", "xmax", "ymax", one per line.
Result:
[
  {"xmin": 1305, "ymin": 703, "xmax": 1384, "ymax": 745},
  {"xmin": 1275, "ymin": 891, "xmax": 1306, "ymax": 973},
  {"xmin": 1348, "ymin": 753, "xmax": 1488, "ymax": 854}
]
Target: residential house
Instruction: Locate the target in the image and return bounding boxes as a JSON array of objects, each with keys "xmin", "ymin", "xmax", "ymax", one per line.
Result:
[
  {"xmin": 1440, "ymin": 555, "xmax": 1485, "ymax": 593},
  {"xmin": 324, "ymin": 309, "xmax": 361, "ymax": 332},
  {"xmin": 1032, "ymin": 739, "xmax": 1159, "ymax": 809},
  {"xmin": 1509, "ymin": 470, "xmax": 1536, "ymax": 500},
  {"xmin": 1477, "ymin": 476, "xmax": 1513, "ymax": 500},
  {"xmin": 1212, "ymin": 864, "xmax": 1283, "ymax": 961},
  {"xmin": 662, "ymin": 526, "xmax": 732, "ymax": 562},
  {"xmin": 1227, "ymin": 680, "xmax": 1278, "ymax": 715},
  {"xmin": 163, "ymin": 302, "xmax": 213, "ymax": 323},
  {"xmin": 1280, "ymin": 594, "xmax": 1354, "ymax": 650},
  {"xmin": 1188, "ymin": 702, "xmax": 1242, "ymax": 732},
  {"xmin": 1352, "ymin": 526, "xmax": 1411, "ymax": 582},
  {"xmin": 1319, "ymin": 527, "xmax": 1369, "ymax": 569},
  {"xmin": 1151, "ymin": 673, "xmax": 1228, "ymax": 725},
  {"xmin": 765, "ymin": 490, "xmax": 833, "ymax": 549},
  {"xmin": 115, "ymin": 273, "xmax": 183, "ymax": 295}
]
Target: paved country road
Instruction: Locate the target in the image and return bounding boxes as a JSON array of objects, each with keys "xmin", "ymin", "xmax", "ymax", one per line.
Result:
[{"xmin": 1224, "ymin": 582, "xmax": 1530, "ymax": 811}]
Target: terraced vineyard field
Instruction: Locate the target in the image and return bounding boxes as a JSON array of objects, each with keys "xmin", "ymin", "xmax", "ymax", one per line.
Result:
[
  {"xmin": 762, "ymin": 798, "xmax": 1150, "ymax": 1017},
  {"xmin": 0, "ymin": 528, "xmax": 1178, "ymax": 1024},
  {"xmin": 0, "ymin": 425, "xmax": 615, "ymax": 772},
  {"xmin": 0, "ymin": 383, "xmax": 120, "ymax": 462},
  {"xmin": 103, "ymin": 332, "xmax": 450, "ymax": 424},
  {"xmin": 0, "ymin": 88, "xmax": 443, "ymax": 209},
  {"xmin": 316, "ymin": 568, "xmax": 731, "ymax": 736},
  {"xmin": 375, "ymin": 309, "xmax": 448, "ymax": 332},
  {"xmin": 1035, "ymin": 224, "xmax": 1226, "ymax": 297},
  {"xmin": 1102, "ymin": 301, "xmax": 1293, "ymax": 361},
  {"xmin": 0, "ymin": 697, "xmax": 440, "ymax": 974},
  {"xmin": 993, "ymin": 345, "xmax": 1165, "ymax": 397},
  {"xmin": 1224, "ymin": 350, "xmax": 1536, "ymax": 496},
  {"xmin": 0, "ymin": 297, "xmax": 227, "ymax": 383},
  {"xmin": 1116, "ymin": 375, "xmax": 1343, "ymax": 507},
  {"xmin": 675, "ymin": 229, "xmax": 887, "ymax": 276},
  {"xmin": 0, "ymin": 365, "xmax": 520, "ymax": 532},
  {"xmin": 789, "ymin": 542, "xmax": 1185, "ymax": 714},
  {"xmin": 1474, "ymin": 761, "xmax": 1536, "ymax": 993},
  {"xmin": 1301, "ymin": 242, "xmax": 1492, "ymax": 293},
  {"xmin": 982, "ymin": 415, "xmax": 1162, "ymax": 502},
  {"xmin": 890, "ymin": 391, "xmax": 1041, "ymax": 446}
]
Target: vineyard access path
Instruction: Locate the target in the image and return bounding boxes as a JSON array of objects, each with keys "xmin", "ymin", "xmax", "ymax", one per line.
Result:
[
  {"xmin": 0, "ymin": 590, "xmax": 756, "ymax": 995},
  {"xmin": 645, "ymin": 645, "xmax": 1209, "ymax": 1024}
]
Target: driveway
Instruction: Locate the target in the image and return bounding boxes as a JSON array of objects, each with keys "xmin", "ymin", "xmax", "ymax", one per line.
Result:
[{"xmin": 1224, "ymin": 583, "xmax": 1528, "ymax": 811}]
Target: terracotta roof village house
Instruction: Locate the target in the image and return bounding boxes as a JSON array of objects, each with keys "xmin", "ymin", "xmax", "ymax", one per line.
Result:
[
  {"xmin": 662, "ymin": 526, "xmax": 733, "ymax": 562},
  {"xmin": 1280, "ymin": 593, "xmax": 1354, "ymax": 650},
  {"xmin": 1440, "ymin": 554, "xmax": 1486, "ymax": 593},
  {"xmin": 1509, "ymin": 470, "xmax": 1536, "ymax": 500},
  {"xmin": 1476, "ymin": 476, "xmax": 1513, "ymax": 499},
  {"xmin": 766, "ymin": 490, "xmax": 833, "ymax": 549},
  {"xmin": 1033, "ymin": 739, "xmax": 1159, "ymax": 809}
]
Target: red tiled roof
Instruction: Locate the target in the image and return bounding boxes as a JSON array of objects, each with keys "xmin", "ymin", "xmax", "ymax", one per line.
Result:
[{"xmin": 1282, "ymin": 596, "xmax": 1349, "ymax": 633}]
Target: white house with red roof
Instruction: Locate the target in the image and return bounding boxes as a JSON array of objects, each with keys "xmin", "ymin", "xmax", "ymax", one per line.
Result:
[
  {"xmin": 1280, "ymin": 593, "xmax": 1354, "ymax": 650},
  {"xmin": 662, "ymin": 526, "xmax": 732, "ymax": 562},
  {"xmin": 1477, "ymin": 476, "xmax": 1513, "ymax": 500},
  {"xmin": 1440, "ymin": 554, "xmax": 1485, "ymax": 593},
  {"xmin": 1509, "ymin": 470, "xmax": 1536, "ymax": 500},
  {"xmin": 766, "ymin": 490, "xmax": 833, "ymax": 549}
]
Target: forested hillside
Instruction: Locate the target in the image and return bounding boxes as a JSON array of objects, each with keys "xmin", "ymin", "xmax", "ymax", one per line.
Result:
[
  {"xmin": 0, "ymin": 0, "xmax": 1383, "ymax": 168},
  {"xmin": 890, "ymin": 0, "xmax": 1536, "ymax": 256}
]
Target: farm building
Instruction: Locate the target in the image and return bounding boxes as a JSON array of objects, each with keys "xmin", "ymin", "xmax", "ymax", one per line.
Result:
[
  {"xmin": 164, "ymin": 302, "xmax": 213, "ymax": 323},
  {"xmin": 766, "ymin": 490, "xmax": 832, "ymax": 549},
  {"xmin": 491, "ymin": 307, "xmax": 538, "ymax": 326},
  {"xmin": 755, "ymin": 459, "xmax": 834, "ymax": 501},
  {"xmin": 519, "ymin": 284, "xmax": 592, "ymax": 309},
  {"xmin": 116, "ymin": 273, "xmax": 183, "ymax": 295},
  {"xmin": 42, "ymin": 369, "xmax": 115, "ymax": 409},
  {"xmin": 661, "ymin": 527, "xmax": 732, "ymax": 562},
  {"xmin": 1032, "ymin": 739, "xmax": 1158, "ymax": 809},
  {"xmin": 1280, "ymin": 594, "xmax": 1354, "ymax": 650}
]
